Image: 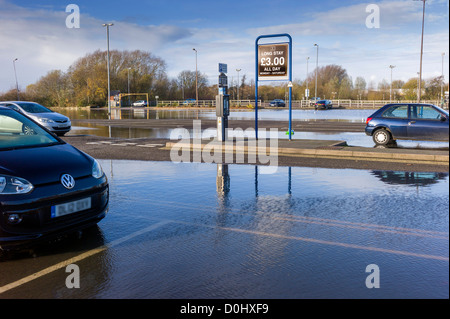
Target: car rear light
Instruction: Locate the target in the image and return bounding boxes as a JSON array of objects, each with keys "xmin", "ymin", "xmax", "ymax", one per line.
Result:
[{"xmin": 366, "ymin": 117, "xmax": 373, "ymax": 124}]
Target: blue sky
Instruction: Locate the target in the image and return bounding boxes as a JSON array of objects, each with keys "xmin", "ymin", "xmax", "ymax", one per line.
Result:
[{"xmin": 1, "ymin": 0, "xmax": 449, "ymax": 93}]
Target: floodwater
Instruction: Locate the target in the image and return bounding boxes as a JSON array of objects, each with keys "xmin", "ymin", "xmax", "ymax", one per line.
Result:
[
  {"xmin": 2, "ymin": 161, "xmax": 447, "ymax": 299},
  {"xmin": 63, "ymin": 108, "xmax": 449, "ymax": 149},
  {"xmin": 67, "ymin": 161, "xmax": 450, "ymax": 298},
  {"xmin": 59, "ymin": 107, "xmax": 374, "ymax": 122}
]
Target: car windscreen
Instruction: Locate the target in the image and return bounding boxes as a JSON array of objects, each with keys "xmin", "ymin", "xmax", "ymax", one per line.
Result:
[
  {"xmin": 16, "ymin": 102, "xmax": 53, "ymax": 113},
  {"xmin": 0, "ymin": 109, "xmax": 61, "ymax": 150}
]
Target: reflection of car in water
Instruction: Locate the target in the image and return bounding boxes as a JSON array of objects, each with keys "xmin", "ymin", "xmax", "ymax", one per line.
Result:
[{"xmin": 371, "ymin": 170, "xmax": 448, "ymax": 187}]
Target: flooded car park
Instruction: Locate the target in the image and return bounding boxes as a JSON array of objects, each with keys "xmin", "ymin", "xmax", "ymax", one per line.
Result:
[
  {"xmin": 64, "ymin": 108, "xmax": 449, "ymax": 149},
  {"xmin": 1, "ymin": 160, "xmax": 448, "ymax": 299}
]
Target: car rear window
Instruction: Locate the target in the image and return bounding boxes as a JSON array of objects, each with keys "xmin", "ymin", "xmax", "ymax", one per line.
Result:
[{"xmin": 382, "ymin": 105, "xmax": 408, "ymax": 119}]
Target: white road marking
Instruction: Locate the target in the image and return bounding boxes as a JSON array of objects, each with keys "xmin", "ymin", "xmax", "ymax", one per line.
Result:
[{"xmin": 0, "ymin": 220, "xmax": 171, "ymax": 295}]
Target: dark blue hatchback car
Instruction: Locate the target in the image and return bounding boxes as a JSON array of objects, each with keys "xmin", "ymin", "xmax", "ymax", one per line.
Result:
[{"xmin": 365, "ymin": 103, "xmax": 449, "ymax": 146}]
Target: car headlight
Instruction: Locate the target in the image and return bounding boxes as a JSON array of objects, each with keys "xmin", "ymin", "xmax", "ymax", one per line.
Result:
[
  {"xmin": 38, "ymin": 118, "xmax": 55, "ymax": 123},
  {"xmin": 92, "ymin": 159, "xmax": 104, "ymax": 179},
  {"xmin": 0, "ymin": 175, "xmax": 34, "ymax": 194}
]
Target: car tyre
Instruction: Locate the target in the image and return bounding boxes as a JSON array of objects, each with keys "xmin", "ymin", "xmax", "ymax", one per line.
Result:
[{"xmin": 372, "ymin": 128, "xmax": 392, "ymax": 146}]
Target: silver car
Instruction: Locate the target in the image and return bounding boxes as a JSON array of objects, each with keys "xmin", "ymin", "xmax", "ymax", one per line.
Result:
[{"xmin": 0, "ymin": 101, "xmax": 71, "ymax": 136}]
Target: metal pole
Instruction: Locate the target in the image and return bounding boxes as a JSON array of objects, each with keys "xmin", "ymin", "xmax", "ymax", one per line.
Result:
[
  {"xmin": 128, "ymin": 67, "xmax": 131, "ymax": 106},
  {"xmin": 306, "ymin": 57, "xmax": 309, "ymax": 101},
  {"xmin": 193, "ymin": 48, "xmax": 198, "ymax": 107},
  {"xmin": 288, "ymin": 37, "xmax": 292, "ymax": 141},
  {"xmin": 389, "ymin": 65, "xmax": 395, "ymax": 102},
  {"xmin": 314, "ymin": 44, "xmax": 319, "ymax": 102},
  {"xmin": 236, "ymin": 68, "xmax": 241, "ymax": 104},
  {"xmin": 255, "ymin": 39, "xmax": 259, "ymax": 140},
  {"xmin": 441, "ymin": 53, "xmax": 445, "ymax": 104},
  {"xmin": 417, "ymin": 0, "xmax": 426, "ymax": 103},
  {"xmin": 103, "ymin": 23, "xmax": 113, "ymax": 119},
  {"xmin": 13, "ymin": 58, "xmax": 19, "ymax": 100}
]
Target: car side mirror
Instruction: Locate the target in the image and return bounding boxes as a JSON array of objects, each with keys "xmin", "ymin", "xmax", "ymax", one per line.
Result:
[{"xmin": 440, "ymin": 116, "xmax": 447, "ymax": 122}]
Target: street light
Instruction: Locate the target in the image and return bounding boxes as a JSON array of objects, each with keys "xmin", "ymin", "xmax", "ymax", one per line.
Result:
[
  {"xmin": 193, "ymin": 48, "xmax": 198, "ymax": 107},
  {"xmin": 389, "ymin": 65, "xmax": 396, "ymax": 102},
  {"xmin": 414, "ymin": 0, "xmax": 426, "ymax": 103},
  {"xmin": 128, "ymin": 67, "xmax": 131, "ymax": 106},
  {"xmin": 306, "ymin": 57, "xmax": 310, "ymax": 100},
  {"xmin": 13, "ymin": 58, "xmax": 19, "ymax": 100},
  {"xmin": 314, "ymin": 44, "xmax": 319, "ymax": 102},
  {"xmin": 441, "ymin": 53, "xmax": 445, "ymax": 104},
  {"xmin": 102, "ymin": 23, "xmax": 114, "ymax": 119},
  {"xmin": 236, "ymin": 68, "xmax": 241, "ymax": 103}
]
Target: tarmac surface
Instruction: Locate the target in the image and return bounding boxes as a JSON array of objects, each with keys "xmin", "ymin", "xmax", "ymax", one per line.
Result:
[
  {"xmin": 62, "ymin": 131, "xmax": 449, "ymax": 174},
  {"xmin": 63, "ymin": 115, "xmax": 449, "ymax": 174}
]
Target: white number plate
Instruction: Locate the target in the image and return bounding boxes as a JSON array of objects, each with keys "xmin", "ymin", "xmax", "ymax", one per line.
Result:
[{"xmin": 51, "ymin": 197, "xmax": 91, "ymax": 218}]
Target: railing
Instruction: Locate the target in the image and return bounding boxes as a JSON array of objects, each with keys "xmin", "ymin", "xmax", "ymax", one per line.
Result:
[{"xmin": 155, "ymin": 99, "xmax": 447, "ymax": 109}]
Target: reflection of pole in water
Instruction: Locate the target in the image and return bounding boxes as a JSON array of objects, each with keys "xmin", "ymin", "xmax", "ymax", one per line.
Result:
[
  {"xmin": 288, "ymin": 166, "xmax": 292, "ymax": 195},
  {"xmin": 255, "ymin": 166, "xmax": 258, "ymax": 198},
  {"xmin": 216, "ymin": 164, "xmax": 230, "ymax": 197}
]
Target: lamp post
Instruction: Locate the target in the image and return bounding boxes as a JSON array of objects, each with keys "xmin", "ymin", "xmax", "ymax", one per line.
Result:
[
  {"xmin": 236, "ymin": 68, "xmax": 241, "ymax": 104},
  {"xmin": 306, "ymin": 57, "xmax": 310, "ymax": 101},
  {"xmin": 389, "ymin": 65, "xmax": 396, "ymax": 102},
  {"xmin": 127, "ymin": 67, "xmax": 131, "ymax": 106},
  {"xmin": 415, "ymin": 0, "xmax": 426, "ymax": 103},
  {"xmin": 193, "ymin": 48, "xmax": 198, "ymax": 107},
  {"xmin": 441, "ymin": 53, "xmax": 445, "ymax": 104},
  {"xmin": 314, "ymin": 44, "xmax": 319, "ymax": 102},
  {"xmin": 13, "ymin": 58, "xmax": 19, "ymax": 100},
  {"xmin": 102, "ymin": 23, "xmax": 113, "ymax": 119}
]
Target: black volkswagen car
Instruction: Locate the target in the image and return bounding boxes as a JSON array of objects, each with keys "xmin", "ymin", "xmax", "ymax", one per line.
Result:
[{"xmin": 0, "ymin": 106, "xmax": 108, "ymax": 256}]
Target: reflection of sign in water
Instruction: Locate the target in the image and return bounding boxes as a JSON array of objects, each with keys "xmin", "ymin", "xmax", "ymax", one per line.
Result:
[{"xmin": 258, "ymin": 43, "xmax": 289, "ymax": 81}]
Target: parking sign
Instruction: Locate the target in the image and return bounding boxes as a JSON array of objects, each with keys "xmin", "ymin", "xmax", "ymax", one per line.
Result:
[{"xmin": 258, "ymin": 43, "xmax": 289, "ymax": 81}]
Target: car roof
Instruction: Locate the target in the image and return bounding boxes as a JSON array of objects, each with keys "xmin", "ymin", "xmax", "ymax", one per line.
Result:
[{"xmin": 0, "ymin": 101, "xmax": 37, "ymax": 105}]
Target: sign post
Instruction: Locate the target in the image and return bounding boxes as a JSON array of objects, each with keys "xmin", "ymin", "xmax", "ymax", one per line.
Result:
[{"xmin": 255, "ymin": 34, "xmax": 293, "ymax": 140}]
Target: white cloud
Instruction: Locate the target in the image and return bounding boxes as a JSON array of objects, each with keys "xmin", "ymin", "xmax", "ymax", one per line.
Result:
[
  {"xmin": 0, "ymin": 1, "xmax": 192, "ymax": 92},
  {"xmin": 0, "ymin": 0, "xmax": 448, "ymax": 94}
]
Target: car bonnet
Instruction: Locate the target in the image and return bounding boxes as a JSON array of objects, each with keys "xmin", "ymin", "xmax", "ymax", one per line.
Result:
[{"xmin": 0, "ymin": 143, "xmax": 92, "ymax": 186}]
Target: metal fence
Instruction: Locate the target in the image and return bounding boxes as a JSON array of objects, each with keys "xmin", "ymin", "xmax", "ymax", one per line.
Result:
[{"xmin": 156, "ymin": 99, "xmax": 447, "ymax": 109}]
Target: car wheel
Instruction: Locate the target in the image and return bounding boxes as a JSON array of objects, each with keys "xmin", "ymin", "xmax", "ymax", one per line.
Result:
[
  {"xmin": 372, "ymin": 128, "xmax": 392, "ymax": 146},
  {"xmin": 22, "ymin": 125, "xmax": 35, "ymax": 135}
]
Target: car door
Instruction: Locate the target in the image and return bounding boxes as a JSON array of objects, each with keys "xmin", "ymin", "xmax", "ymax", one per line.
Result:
[
  {"xmin": 380, "ymin": 104, "xmax": 409, "ymax": 139},
  {"xmin": 407, "ymin": 105, "xmax": 449, "ymax": 141}
]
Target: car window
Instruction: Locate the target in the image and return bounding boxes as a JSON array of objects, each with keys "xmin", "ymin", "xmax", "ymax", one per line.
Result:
[
  {"xmin": 16, "ymin": 102, "xmax": 53, "ymax": 113},
  {"xmin": 0, "ymin": 103, "xmax": 20, "ymax": 112},
  {"xmin": 382, "ymin": 105, "xmax": 408, "ymax": 119},
  {"xmin": 410, "ymin": 105, "xmax": 442, "ymax": 120},
  {"xmin": 0, "ymin": 110, "xmax": 60, "ymax": 150}
]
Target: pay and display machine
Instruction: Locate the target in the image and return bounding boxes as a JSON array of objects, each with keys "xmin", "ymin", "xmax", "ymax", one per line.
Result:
[{"xmin": 216, "ymin": 63, "xmax": 229, "ymax": 142}]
